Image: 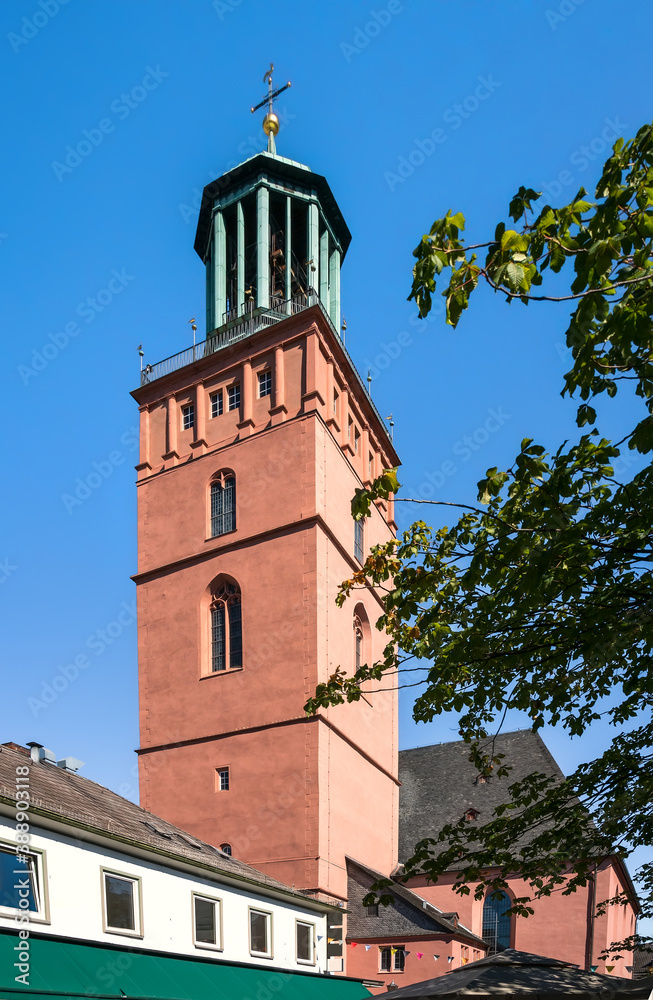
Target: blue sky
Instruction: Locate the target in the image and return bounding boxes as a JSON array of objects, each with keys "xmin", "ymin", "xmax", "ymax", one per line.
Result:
[{"xmin": 1, "ymin": 0, "xmax": 652, "ymax": 927}]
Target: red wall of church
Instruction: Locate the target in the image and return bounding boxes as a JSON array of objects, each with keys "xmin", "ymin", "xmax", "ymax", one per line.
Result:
[
  {"xmin": 406, "ymin": 859, "xmax": 637, "ymax": 978},
  {"xmin": 133, "ymin": 307, "xmax": 400, "ymax": 902}
]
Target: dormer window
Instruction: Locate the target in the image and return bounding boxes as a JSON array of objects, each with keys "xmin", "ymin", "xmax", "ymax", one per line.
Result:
[{"xmin": 464, "ymin": 808, "xmax": 480, "ymax": 822}]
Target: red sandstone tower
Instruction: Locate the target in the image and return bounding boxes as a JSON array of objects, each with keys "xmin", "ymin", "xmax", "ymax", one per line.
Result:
[{"xmin": 132, "ymin": 110, "xmax": 399, "ymax": 921}]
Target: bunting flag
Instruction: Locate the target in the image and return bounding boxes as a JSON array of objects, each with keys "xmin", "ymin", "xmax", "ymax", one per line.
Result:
[
  {"xmin": 447, "ymin": 956, "xmax": 454, "ymax": 963},
  {"xmin": 433, "ymin": 955, "xmax": 440, "ymax": 961},
  {"xmin": 417, "ymin": 953, "xmax": 424, "ymax": 960},
  {"xmin": 590, "ymin": 966, "xmax": 598, "ymax": 973},
  {"xmin": 606, "ymin": 966, "xmax": 615, "ymax": 974},
  {"xmin": 365, "ymin": 945, "xmax": 372, "ymax": 952},
  {"xmin": 317, "ymin": 935, "xmax": 324, "ymax": 942},
  {"xmin": 351, "ymin": 943, "xmax": 358, "ymax": 948},
  {"xmin": 390, "ymin": 947, "xmax": 397, "ymax": 955}
]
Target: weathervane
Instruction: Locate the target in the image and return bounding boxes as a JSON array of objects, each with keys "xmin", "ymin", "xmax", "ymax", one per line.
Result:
[{"xmin": 250, "ymin": 63, "xmax": 291, "ymax": 154}]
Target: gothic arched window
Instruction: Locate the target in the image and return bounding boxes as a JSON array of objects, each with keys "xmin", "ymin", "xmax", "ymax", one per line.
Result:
[
  {"xmin": 210, "ymin": 580, "xmax": 242, "ymax": 672},
  {"xmin": 482, "ymin": 890, "xmax": 513, "ymax": 954},
  {"xmin": 210, "ymin": 473, "xmax": 236, "ymax": 538},
  {"xmin": 353, "ymin": 603, "xmax": 371, "ymax": 672}
]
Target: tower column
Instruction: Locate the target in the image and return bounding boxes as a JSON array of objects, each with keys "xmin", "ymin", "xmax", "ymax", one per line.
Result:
[
  {"xmin": 136, "ymin": 405, "xmax": 152, "ymax": 477},
  {"xmin": 164, "ymin": 395, "xmax": 179, "ymax": 466},
  {"xmin": 285, "ymin": 196, "xmax": 292, "ymax": 312},
  {"xmin": 238, "ymin": 359, "xmax": 255, "ymax": 437},
  {"xmin": 320, "ymin": 229, "xmax": 329, "ymax": 311},
  {"xmin": 192, "ymin": 382, "xmax": 207, "ymax": 452},
  {"xmin": 237, "ymin": 200, "xmax": 245, "ymax": 315},
  {"xmin": 329, "ymin": 246, "xmax": 341, "ymax": 332},
  {"xmin": 213, "ymin": 211, "xmax": 227, "ymax": 328},
  {"xmin": 257, "ymin": 186, "xmax": 270, "ymax": 309},
  {"xmin": 308, "ymin": 202, "xmax": 319, "ymax": 297}
]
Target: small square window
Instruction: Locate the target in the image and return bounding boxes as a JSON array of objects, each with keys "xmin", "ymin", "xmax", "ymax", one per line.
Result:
[
  {"xmin": 296, "ymin": 920, "xmax": 315, "ymax": 964},
  {"xmin": 102, "ymin": 870, "xmax": 141, "ymax": 936},
  {"xmin": 210, "ymin": 391, "xmax": 223, "ymax": 418},
  {"xmin": 366, "ymin": 904, "xmax": 379, "ymax": 917},
  {"xmin": 228, "ymin": 384, "xmax": 240, "ymax": 411},
  {"xmin": 193, "ymin": 893, "xmax": 222, "ymax": 950},
  {"xmin": 258, "ymin": 370, "xmax": 272, "ymax": 398},
  {"xmin": 250, "ymin": 908, "xmax": 272, "ymax": 958},
  {"xmin": 182, "ymin": 404, "xmax": 195, "ymax": 431},
  {"xmin": 216, "ymin": 767, "xmax": 230, "ymax": 791}
]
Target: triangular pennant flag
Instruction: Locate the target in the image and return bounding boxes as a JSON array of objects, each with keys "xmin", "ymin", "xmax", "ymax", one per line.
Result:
[
  {"xmin": 351, "ymin": 942, "xmax": 357, "ymax": 948},
  {"xmin": 606, "ymin": 966, "xmax": 615, "ymax": 973},
  {"xmin": 417, "ymin": 953, "xmax": 424, "ymax": 959},
  {"xmin": 390, "ymin": 947, "xmax": 397, "ymax": 954},
  {"xmin": 317, "ymin": 935, "xmax": 323, "ymax": 941},
  {"xmin": 447, "ymin": 956, "xmax": 454, "ymax": 963},
  {"xmin": 433, "ymin": 954, "xmax": 440, "ymax": 961},
  {"xmin": 365, "ymin": 945, "xmax": 372, "ymax": 952}
]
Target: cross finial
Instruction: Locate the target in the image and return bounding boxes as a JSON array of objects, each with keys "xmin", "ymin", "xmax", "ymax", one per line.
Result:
[{"xmin": 250, "ymin": 63, "xmax": 291, "ymax": 154}]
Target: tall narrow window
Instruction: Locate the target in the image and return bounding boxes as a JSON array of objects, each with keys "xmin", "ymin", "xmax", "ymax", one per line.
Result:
[
  {"xmin": 210, "ymin": 580, "xmax": 242, "ymax": 672},
  {"xmin": 258, "ymin": 370, "xmax": 272, "ymax": 398},
  {"xmin": 354, "ymin": 427, "xmax": 360, "ymax": 453},
  {"xmin": 216, "ymin": 767, "xmax": 230, "ymax": 791},
  {"xmin": 250, "ymin": 908, "xmax": 272, "ymax": 957},
  {"xmin": 482, "ymin": 890, "xmax": 512, "ymax": 953},
  {"xmin": 182, "ymin": 404, "xmax": 195, "ymax": 430},
  {"xmin": 210, "ymin": 390, "xmax": 223, "ymax": 418},
  {"xmin": 210, "ymin": 474, "xmax": 236, "ymax": 537},
  {"xmin": 354, "ymin": 616, "xmax": 363, "ymax": 669},
  {"xmin": 228, "ymin": 383, "xmax": 240, "ymax": 411},
  {"xmin": 333, "ymin": 389, "xmax": 339, "ymax": 415},
  {"xmin": 296, "ymin": 920, "xmax": 315, "ymax": 964},
  {"xmin": 354, "ymin": 519, "xmax": 364, "ymax": 564}
]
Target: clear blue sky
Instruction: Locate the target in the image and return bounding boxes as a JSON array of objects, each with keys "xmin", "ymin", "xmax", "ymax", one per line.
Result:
[{"xmin": 1, "ymin": 0, "xmax": 651, "ymax": 926}]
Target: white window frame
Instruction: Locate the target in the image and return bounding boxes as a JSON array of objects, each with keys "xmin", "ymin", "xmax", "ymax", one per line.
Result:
[
  {"xmin": 296, "ymin": 919, "xmax": 316, "ymax": 965},
  {"xmin": 0, "ymin": 841, "xmax": 49, "ymax": 923},
  {"xmin": 216, "ymin": 766, "xmax": 230, "ymax": 791},
  {"xmin": 210, "ymin": 390, "xmax": 223, "ymax": 418},
  {"xmin": 249, "ymin": 906, "xmax": 273, "ymax": 958},
  {"xmin": 258, "ymin": 370, "xmax": 272, "ymax": 398},
  {"xmin": 192, "ymin": 891, "xmax": 223, "ymax": 951},
  {"xmin": 228, "ymin": 383, "xmax": 241, "ymax": 412},
  {"xmin": 181, "ymin": 403, "xmax": 195, "ymax": 430},
  {"xmin": 101, "ymin": 867, "xmax": 143, "ymax": 938}
]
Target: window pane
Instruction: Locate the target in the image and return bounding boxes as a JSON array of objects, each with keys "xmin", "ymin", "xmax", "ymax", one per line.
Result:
[
  {"xmin": 394, "ymin": 948, "xmax": 405, "ymax": 971},
  {"xmin": 228, "ymin": 384, "xmax": 240, "ymax": 411},
  {"xmin": 250, "ymin": 910, "xmax": 269, "ymax": 954},
  {"xmin": 218, "ymin": 767, "xmax": 229, "ymax": 791},
  {"xmin": 297, "ymin": 922, "xmax": 313, "ymax": 962},
  {"xmin": 380, "ymin": 948, "xmax": 391, "ymax": 972},
  {"xmin": 211, "ymin": 391, "xmax": 223, "ymax": 418},
  {"xmin": 354, "ymin": 520, "xmax": 364, "ymax": 563},
  {"xmin": 482, "ymin": 891, "xmax": 512, "ymax": 953},
  {"xmin": 211, "ymin": 605, "xmax": 226, "ymax": 671},
  {"xmin": 0, "ymin": 849, "xmax": 38, "ymax": 911},
  {"xmin": 229, "ymin": 600, "xmax": 242, "ymax": 668},
  {"xmin": 195, "ymin": 897, "xmax": 216, "ymax": 945},
  {"xmin": 224, "ymin": 477, "xmax": 236, "ymax": 533},
  {"xmin": 105, "ymin": 875, "xmax": 135, "ymax": 930},
  {"xmin": 211, "ymin": 482, "xmax": 224, "ymax": 537}
]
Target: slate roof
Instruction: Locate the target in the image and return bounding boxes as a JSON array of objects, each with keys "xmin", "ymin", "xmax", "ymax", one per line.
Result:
[
  {"xmin": 381, "ymin": 948, "xmax": 653, "ymax": 998},
  {"xmin": 0, "ymin": 743, "xmax": 327, "ymax": 907},
  {"xmin": 346, "ymin": 857, "xmax": 485, "ymax": 947},
  {"xmin": 398, "ymin": 730, "xmax": 565, "ymax": 864}
]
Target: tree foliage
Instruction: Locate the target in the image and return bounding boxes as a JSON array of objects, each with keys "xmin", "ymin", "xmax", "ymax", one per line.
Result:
[{"xmin": 305, "ymin": 123, "xmax": 653, "ymax": 953}]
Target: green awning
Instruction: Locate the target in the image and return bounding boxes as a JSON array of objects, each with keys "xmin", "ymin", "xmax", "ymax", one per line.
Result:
[{"xmin": 0, "ymin": 932, "xmax": 371, "ymax": 1000}]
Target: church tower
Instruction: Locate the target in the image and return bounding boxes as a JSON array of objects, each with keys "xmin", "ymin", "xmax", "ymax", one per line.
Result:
[{"xmin": 132, "ymin": 74, "xmax": 400, "ymax": 912}]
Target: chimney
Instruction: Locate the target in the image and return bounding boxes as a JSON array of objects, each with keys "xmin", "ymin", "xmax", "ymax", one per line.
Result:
[
  {"xmin": 56, "ymin": 757, "xmax": 85, "ymax": 773},
  {"xmin": 26, "ymin": 743, "xmax": 56, "ymax": 764}
]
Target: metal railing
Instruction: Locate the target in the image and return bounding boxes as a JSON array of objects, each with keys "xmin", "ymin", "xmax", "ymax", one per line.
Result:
[{"xmin": 140, "ymin": 289, "xmax": 392, "ymax": 442}]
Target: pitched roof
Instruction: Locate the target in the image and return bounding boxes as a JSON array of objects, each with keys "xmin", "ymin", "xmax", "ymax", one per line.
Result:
[
  {"xmin": 380, "ymin": 948, "xmax": 653, "ymax": 998},
  {"xmin": 346, "ymin": 857, "xmax": 485, "ymax": 947},
  {"xmin": 398, "ymin": 730, "xmax": 565, "ymax": 863},
  {"xmin": 0, "ymin": 743, "xmax": 326, "ymax": 907}
]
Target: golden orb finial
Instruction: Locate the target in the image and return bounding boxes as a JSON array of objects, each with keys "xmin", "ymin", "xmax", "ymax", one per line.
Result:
[{"xmin": 263, "ymin": 113, "xmax": 280, "ymax": 137}]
